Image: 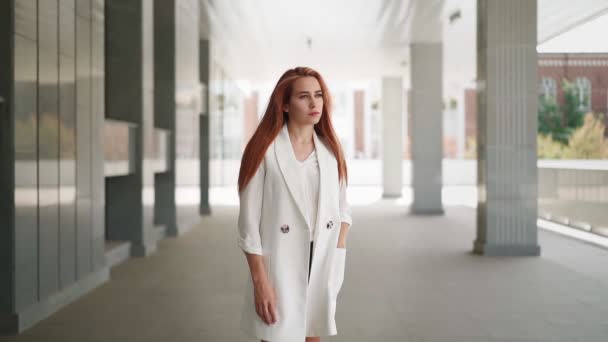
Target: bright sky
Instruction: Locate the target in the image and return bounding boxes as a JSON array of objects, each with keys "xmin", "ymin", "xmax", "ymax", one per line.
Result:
[{"xmin": 538, "ymin": 12, "xmax": 608, "ymax": 53}]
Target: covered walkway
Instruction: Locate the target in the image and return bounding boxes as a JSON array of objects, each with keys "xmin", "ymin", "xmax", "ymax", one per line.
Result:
[{"xmin": 2, "ymin": 202, "xmax": 607, "ymax": 342}]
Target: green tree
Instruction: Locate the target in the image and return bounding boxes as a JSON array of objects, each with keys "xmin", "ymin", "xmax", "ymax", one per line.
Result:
[
  {"xmin": 560, "ymin": 79, "xmax": 586, "ymax": 140},
  {"xmin": 537, "ymin": 78, "xmax": 585, "ymax": 145},
  {"xmin": 537, "ymin": 95, "xmax": 560, "ymax": 137}
]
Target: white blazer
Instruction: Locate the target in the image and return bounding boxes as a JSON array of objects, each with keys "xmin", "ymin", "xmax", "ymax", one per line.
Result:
[{"xmin": 238, "ymin": 123, "xmax": 352, "ymax": 341}]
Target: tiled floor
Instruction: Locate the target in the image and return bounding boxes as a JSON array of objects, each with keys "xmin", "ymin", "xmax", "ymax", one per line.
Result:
[{"xmin": 2, "ymin": 202, "xmax": 608, "ymax": 342}]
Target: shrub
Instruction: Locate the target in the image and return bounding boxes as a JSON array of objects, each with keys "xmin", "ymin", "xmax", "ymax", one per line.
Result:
[
  {"xmin": 537, "ymin": 134, "xmax": 565, "ymax": 159},
  {"xmin": 562, "ymin": 113, "xmax": 608, "ymax": 159}
]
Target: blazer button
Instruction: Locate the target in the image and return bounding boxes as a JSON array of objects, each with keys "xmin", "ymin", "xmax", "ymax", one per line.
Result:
[
  {"xmin": 280, "ymin": 224, "xmax": 290, "ymax": 233},
  {"xmin": 326, "ymin": 220, "xmax": 334, "ymax": 229}
]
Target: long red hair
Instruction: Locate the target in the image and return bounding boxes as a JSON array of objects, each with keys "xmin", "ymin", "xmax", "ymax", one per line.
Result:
[{"xmin": 238, "ymin": 66, "xmax": 348, "ymax": 192}]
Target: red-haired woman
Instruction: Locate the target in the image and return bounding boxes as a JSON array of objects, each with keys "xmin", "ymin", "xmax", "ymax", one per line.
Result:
[{"xmin": 237, "ymin": 67, "xmax": 352, "ymax": 342}]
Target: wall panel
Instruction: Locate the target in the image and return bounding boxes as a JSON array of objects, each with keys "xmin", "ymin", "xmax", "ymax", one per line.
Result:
[
  {"xmin": 58, "ymin": 0, "xmax": 77, "ymax": 288},
  {"xmin": 37, "ymin": 0, "xmax": 60, "ymax": 299},
  {"xmin": 75, "ymin": 0, "xmax": 92, "ymax": 277},
  {"xmin": 13, "ymin": 9, "xmax": 38, "ymax": 311}
]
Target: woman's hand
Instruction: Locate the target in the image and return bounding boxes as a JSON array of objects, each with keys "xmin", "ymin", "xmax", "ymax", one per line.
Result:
[
  {"xmin": 253, "ymin": 277, "xmax": 277, "ymax": 325},
  {"xmin": 244, "ymin": 253, "xmax": 278, "ymax": 325}
]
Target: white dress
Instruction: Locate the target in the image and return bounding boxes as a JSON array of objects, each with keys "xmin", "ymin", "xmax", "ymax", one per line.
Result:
[
  {"xmin": 297, "ymin": 148, "xmax": 352, "ymax": 242},
  {"xmin": 297, "ymin": 149, "xmax": 320, "ymax": 242}
]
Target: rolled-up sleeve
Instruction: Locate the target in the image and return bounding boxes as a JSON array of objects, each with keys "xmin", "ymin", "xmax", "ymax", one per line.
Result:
[
  {"xmin": 237, "ymin": 159, "xmax": 266, "ymax": 255},
  {"xmin": 339, "ymin": 180, "xmax": 352, "ymax": 227}
]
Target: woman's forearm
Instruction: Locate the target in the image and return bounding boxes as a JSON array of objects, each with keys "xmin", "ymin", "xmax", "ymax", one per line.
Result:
[
  {"xmin": 244, "ymin": 251, "xmax": 277, "ymax": 326},
  {"xmin": 245, "ymin": 252, "xmax": 268, "ymax": 285}
]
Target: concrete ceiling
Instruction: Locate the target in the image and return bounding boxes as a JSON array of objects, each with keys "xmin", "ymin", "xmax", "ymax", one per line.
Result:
[
  {"xmin": 538, "ymin": 0, "xmax": 608, "ymax": 44},
  {"xmin": 200, "ymin": 0, "xmax": 444, "ymax": 82},
  {"xmin": 200, "ymin": 0, "xmax": 608, "ymax": 83}
]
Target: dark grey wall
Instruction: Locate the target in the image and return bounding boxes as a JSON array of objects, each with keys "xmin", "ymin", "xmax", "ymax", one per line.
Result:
[
  {"xmin": 105, "ymin": 1, "xmax": 142, "ymax": 124},
  {"xmin": 153, "ymin": 0, "xmax": 200, "ymax": 233},
  {"xmin": 153, "ymin": 0, "xmax": 177, "ymax": 233},
  {"xmin": 0, "ymin": 0, "xmax": 15, "ymax": 325},
  {"xmin": 105, "ymin": 0, "xmax": 157, "ymax": 256},
  {"xmin": 1, "ymin": 0, "xmax": 108, "ymax": 334}
]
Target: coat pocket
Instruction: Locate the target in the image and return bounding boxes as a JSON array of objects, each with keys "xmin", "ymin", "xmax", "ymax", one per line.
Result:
[{"xmin": 329, "ymin": 248, "xmax": 347, "ymax": 300}]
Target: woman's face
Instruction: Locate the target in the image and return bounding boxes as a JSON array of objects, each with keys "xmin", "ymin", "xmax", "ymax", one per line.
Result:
[{"xmin": 283, "ymin": 76, "xmax": 323, "ymax": 126}]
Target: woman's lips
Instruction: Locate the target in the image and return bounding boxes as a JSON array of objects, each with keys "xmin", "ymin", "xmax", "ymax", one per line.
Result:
[{"xmin": 309, "ymin": 111, "xmax": 320, "ymax": 116}]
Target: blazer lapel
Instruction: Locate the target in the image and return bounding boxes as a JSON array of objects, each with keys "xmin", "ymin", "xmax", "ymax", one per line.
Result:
[
  {"xmin": 312, "ymin": 129, "xmax": 331, "ymax": 241},
  {"xmin": 275, "ymin": 124, "xmax": 309, "ymax": 228}
]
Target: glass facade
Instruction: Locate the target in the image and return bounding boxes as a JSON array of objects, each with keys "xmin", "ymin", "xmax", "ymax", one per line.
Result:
[{"xmin": 7, "ymin": 0, "xmax": 106, "ymax": 315}]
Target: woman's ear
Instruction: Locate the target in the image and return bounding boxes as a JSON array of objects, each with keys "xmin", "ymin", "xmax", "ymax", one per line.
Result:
[{"xmin": 282, "ymin": 103, "xmax": 289, "ymax": 113}]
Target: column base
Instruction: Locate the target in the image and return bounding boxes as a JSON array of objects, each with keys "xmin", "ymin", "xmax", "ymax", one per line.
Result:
[
  {"xmin": 473, "ymin": 240, "xmax": 541, "ymax": 256},
  {"xmin": 382, "ymin": 192, "xmax": 402, "ymax": 199},
  {"xmin": 410, "ymin": 207, "xmax": 444, "ymax": 216},
  {"xmin": 0, "ymin": 266, "xmax": 109, "ymax": 335},
  {"xmin": 165, "ymin": 222, "xmax": 194, "ymax": 237},
  {"xmin": 154, "ymin": 224, "xmax": 168, "ymax": 241},
  {"xmin": 199, "ymin": 204, "xmax": 211, "ymax": 215},
  {"xmin": 130, "ymin": 241, "xmax": 158, "ymax": 257},
  {"xmin": 0, "ymin": 313, "xmax": 17, "ymax": 335},
  {"xmin": 105, "ymin": 240, "xmax": 132, "ymax": 268}
]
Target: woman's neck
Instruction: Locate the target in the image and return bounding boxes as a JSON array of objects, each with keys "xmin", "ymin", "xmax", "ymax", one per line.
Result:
[{"xmin": 286, "ymin": 122, "xmax": 314, "ymax": 145}]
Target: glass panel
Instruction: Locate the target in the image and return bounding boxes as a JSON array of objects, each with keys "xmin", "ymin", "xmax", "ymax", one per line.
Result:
[
  {"xmin": 13, "ymin": 33, "xmax": 38, "ymax": 309},
  {"xmin": 38, "ymin": 0, "xmax": 60, "ymax": 297},
  {"xmin": 538, "ymin": 162, "xmax": 608, "ymax": 237},
  {"xmin": 15, "ymin": 0, "xmax": 37, "ymax": 40},
  {"xmin": 59, "ymin": 47, "xmax": 77, "ymax": 286},
  {"xmin": 75, "ymin": 7, "xmax": 92, "ymax": 277},
  {"xmin": 59, "ymin": 0, "xmax": 75, "ymax": 57}
]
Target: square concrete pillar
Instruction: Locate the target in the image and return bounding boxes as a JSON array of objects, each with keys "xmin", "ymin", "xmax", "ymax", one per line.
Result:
[
  {"xmin": 474, "ymin": 0, "xmax": 541, "ymax": 256},
  {"xmin": 410, "ymin": 43, "xmax": 444, "ymax": 215}
]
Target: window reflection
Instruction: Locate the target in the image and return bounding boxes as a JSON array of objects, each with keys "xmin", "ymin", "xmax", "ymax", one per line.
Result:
[{"xmin": 103, "ymin": 120, "xmax": 135, "ymax": 177}]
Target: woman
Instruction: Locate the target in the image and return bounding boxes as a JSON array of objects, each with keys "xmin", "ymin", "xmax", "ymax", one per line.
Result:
[{"xmin": 237, "ymin": 66, "xmax": 352, "ymax": 342}]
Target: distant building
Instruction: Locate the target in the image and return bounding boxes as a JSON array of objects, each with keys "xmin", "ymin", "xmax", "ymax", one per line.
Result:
[
  {"xmin": 538, "ymin": 53, "xmax": 608, "ymax": 115},
  {"xmin": 465, "ymin": 53, "xmax": 608, "ymax": 146}
]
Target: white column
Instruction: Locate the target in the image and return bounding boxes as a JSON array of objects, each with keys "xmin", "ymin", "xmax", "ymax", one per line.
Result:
[
  {"xmin": 382, "ymin": 77, "xmax": 403, "ymax": 198},
  {"xmin": 410, "ymin": 43, "xmax": 444, "ymax": 214},
  {"xmin": 474, "ymin": 0, "xmax": 540, "ymax": 256}
]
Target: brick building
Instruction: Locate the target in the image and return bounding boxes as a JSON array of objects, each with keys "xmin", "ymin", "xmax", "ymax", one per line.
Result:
[
  {"xmin": 465, "ymin": 53, "xmax": 608, "ymax": 145},
  {"xmin": 538, "ymin": 53, "xmax": 608, "ymax": 114}
]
